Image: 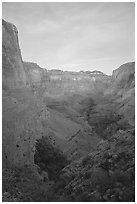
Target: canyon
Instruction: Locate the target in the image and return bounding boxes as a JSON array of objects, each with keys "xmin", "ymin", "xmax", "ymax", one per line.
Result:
[{"xmin": 2, "ymin": 19, "xmax": 135, "ymax": 202}]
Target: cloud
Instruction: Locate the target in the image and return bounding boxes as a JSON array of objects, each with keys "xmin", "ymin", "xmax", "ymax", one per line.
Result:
[
  {"xmin": 2, "ymin": 2, "xmax": 135, "ymax": 74},
  {"xmin": 25, "ymin": 19, "xmax": 62, "ymax": 35}
]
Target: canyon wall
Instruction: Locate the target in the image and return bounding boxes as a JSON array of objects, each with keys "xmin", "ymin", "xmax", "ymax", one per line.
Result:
[
  {"xmin": 2, "ymin": 20, "xmax": 26, "ymax": 89},
  {"xmin": 105, "ymin": 62, "xmax": 135, "ymax": 126},
  {"xmin": 2, "ymin": 20, "xmax": 49, "ymax": 167}
]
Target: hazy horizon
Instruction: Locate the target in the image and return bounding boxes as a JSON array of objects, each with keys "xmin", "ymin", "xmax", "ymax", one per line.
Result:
[{"xmin": 2, "ymin": 2, "xmax": 135, "ymax": 75}]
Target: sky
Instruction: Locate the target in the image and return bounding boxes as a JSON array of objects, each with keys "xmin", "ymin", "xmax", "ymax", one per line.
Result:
[{"xmin": 2, "ymin": 2, "xmax": 135, "ymax": 75}]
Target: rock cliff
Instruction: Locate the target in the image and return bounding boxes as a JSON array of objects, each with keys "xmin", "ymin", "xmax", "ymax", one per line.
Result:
[
  {"xmin": 24, "ymin": 62, "xmax": 111, "ymax": 97},
  {"xmin": 2, "ymin": 20, "xmax": 48, "ymax": 167},
  {"xmin": 2, "ymin": 20, "xmax": 26, "ymax": 89},
  {"xmin": 112, "ymin": 62, "xmax": 135, "ymax": 85},
  {"xmin": 23, "ymin": 62, "xmax": 48, "ymax": 88},
  {"xmin": 106, "ymin": 62, "xmax": 135, "ymax": 126}
]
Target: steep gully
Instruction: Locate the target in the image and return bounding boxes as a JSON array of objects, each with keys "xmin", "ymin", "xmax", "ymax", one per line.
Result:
[{"xmin": 2, "ymin": 19, "xmax": 135, "ymax": 201}]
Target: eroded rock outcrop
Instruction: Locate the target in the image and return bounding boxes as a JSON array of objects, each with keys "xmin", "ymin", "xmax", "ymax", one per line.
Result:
[
  {"xmin": 105, "ymin": 62, "xmax": 135, "ymax": 94},
  {"xmin": 103, "ymin": 62, "xmax": 135, "ymax": 126},
  {"xmin": 112, "ymin": 62, "xmax": 135, "ymax": 86}
]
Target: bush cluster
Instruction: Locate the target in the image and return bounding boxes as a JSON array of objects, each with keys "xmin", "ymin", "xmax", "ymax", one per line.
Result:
[{"xmin": 34, "ymin": 137, "xmax": 68, "ymax": 180}]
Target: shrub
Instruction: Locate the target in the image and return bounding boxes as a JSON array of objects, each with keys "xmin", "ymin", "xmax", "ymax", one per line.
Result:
[{"xmin": 34, "ymin": 137, "xmax": 68, "ymax": 180}]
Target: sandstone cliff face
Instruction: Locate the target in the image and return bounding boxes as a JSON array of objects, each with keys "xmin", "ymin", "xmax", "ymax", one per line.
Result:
[
  {"xmin": 23, "ymin": 63, "xmax": 111, "ymax": 97},
  {"xmin": 2, "ymin": 20, "xmax": 26, "ymax": 89},
  {"xmin": 23, "ymin": 62, "xmax": 48, "ymax": 88},
  {"xmin": 2, "ymin": 20, "xmax": 49, "ymax": 167},
  {"xmin": 46, "ymin": 70, "xmax": 111, "ymax": 95},
  {"xmin": 3, "ymin": 88, "xmax": 49, "ymax": 167}
]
